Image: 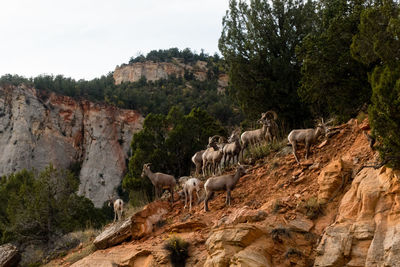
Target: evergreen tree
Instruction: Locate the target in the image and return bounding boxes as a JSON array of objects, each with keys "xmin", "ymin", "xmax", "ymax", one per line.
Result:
[
  {"xmin": 219, "ymin": 0, "xmax": 316, "ymax": 126},
  {"xmin": 297, "ymin": 0, "xmax": 371, "ymax": 121},
  {"xmin": 352, "ymin": 0, "xmax": 400, "ymax": 168}
]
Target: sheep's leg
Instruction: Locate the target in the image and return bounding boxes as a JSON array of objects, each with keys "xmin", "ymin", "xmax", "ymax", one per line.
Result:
[
  {"xmin": 305, "ymin": 142, "xmax": 310, "ymax": 160},
  {"xmin": 196, "ymin": 163, "xmax": 201, "ymax": 176},
  {"xmin": 154, "ymin": 187, "xmax": 159, "ymax": 199},
  {"xmin": 196, "ymin": 189, "xmax": 201, "ymax": 204},
  {"xmin": 189, "ymin": 190, "xmax": 193, "ymax": 212},
  {"xmin": 204, "ymin": 191, "xmax": 210, "ymax": 212},
  {"xmin": 170, "ymin": 186, "xmax": 174, "ymax": 204},
  {"xmin": 184, "ymin": 188, "xmax": 188, "ymax": 209},
  {"xmin": 226, "ymin": 190, "xmax": 231, "ymax": 206},
  {"xmin": 292, "ymin": 142, "xmax": 300, "ymax": 163},
  {"xmin": 114, "ymin": 211, "xmax": 116, "ymax": 222}
]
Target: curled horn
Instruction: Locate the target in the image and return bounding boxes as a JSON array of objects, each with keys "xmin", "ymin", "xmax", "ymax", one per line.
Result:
[{"xmin": 262, "ymin": 110, "xmax": 278, "ymax": 121}]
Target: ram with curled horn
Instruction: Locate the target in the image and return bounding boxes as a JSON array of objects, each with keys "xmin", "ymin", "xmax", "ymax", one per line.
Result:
[{"xmin": 287, "ymin": 118, "xmax": 334, "ymax": 164}]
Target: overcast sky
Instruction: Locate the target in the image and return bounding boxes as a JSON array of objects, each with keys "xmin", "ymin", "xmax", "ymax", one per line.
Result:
[{"xmin": 0, "ymin": 0, "xmax": 229, "ymax": 80}]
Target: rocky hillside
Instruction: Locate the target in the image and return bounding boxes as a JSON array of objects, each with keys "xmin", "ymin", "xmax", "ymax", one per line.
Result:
[
  {"xmin": 113, "ymin": 59, "xmax": 228, "ymax": 89},
  {"xmin": 46, "ymin": 118, "xmax": 400, "ymax": 266},
  {"xmin": 0, "ymin": 84, "xmax": 144, "ymax": 207}
]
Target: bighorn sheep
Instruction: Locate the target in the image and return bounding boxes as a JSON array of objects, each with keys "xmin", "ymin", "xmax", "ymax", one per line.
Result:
[
  {"xmin": 182, "ymin": 178, "xmax": 201, "ymax": 212},
  {"xmin": 191, "ymin": 150, "xmax": 205, "ymax": 176},
  {"xmin": 202, "ymin": 136, "xmax": 225, "ymax": 176},
  {"xmin": 260, "ymin": 111, "xmax": 279, "ymax": 143},
  {"xmin": 240, "ymin": 119, "xmax": 269, "ymax": 158},
  {"xmin": 223, "ymin": 130, "xmax": 241, "ymax": 166},
  {"xmin": 141, "ymin": 163, "xmax": 176, "ymax": 203},
  {"xmin": 108, "ymin": 195, "xmax": 124, "ymax": 222},
  {"xmin": 204, "ymin": 164, "xmax": 248, "ymax": 211},
  {"xmin": 287, "ymin": 119, "xmax": 331, "ymax": 163}
]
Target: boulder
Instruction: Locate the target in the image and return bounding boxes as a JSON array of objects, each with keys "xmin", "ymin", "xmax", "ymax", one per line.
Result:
[
  {"xmin": 0, "ymin": 243, "xmax": 20, "ymax": 267},
  {"xmin": 93, "ymin": 218, "xmax": 132, "ymax": 249},
  {"xmin": 288, "ymin": 215, "xmax": 314, "ymax": 232},
  {"xmin": 131, "ymin": 201, "xmax": 170, "ymax": 239},
  {"xmin": 317, "ymin": 158, "xmax": 353, "ymax": 203},
  {"xmin": 204, "ymin": 224, "xmax": 264, "ymax": 267}
]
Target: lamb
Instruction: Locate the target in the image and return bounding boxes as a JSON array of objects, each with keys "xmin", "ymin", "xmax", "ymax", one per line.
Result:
[
  {"xmin": 141, "ymin": 163, "xmax": 176, "ymax": 203},
  {"xmin": 222, "ymin": 130, "xmax": 241, "ymax": 166},
  {"xmin": 191, "ymin": 150, "xmax": 205, "ymax": 176},
  {"xmin": 182, "ymin": 178, "xmax": 202, "ymax": 212},
  {"xmin": 108, "ymin": 195, "xmax": 124, "ymax": 222},
  {"xmin": 240, "ymin": 119, "xmax": 269, "ymax": 158},
  {"xmin": 204, "ymin": 164, "xmax": 248, "ymax": 211},
  {"xmin": 287, "ymin": 119, "xmax": 330, "ymax": 163}
]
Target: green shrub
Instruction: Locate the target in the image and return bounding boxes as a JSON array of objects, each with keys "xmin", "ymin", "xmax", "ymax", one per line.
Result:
[
  {"xmin": 302, "ymin": 197, "xmax": 324, "ymax": 220},
  {"xmin": 271, "ymin": 227, "xmax": 291, "ymax": 243},
  {"xmin": 163, "ymin": 235, "xmax": 189, "ymax": 267}
]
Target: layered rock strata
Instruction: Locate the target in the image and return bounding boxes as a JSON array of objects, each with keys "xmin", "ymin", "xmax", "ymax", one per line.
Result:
[{"xmin": 0, "ymin": 85, "xmax": 143, "ymax": 207}]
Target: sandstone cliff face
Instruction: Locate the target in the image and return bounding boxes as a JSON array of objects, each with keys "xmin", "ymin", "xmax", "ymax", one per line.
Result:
[
  {"xmin": 113, "ymin": 60, "xmax": 228, "ymax": 91},
  {"xmin": 0, "ymin": 85, "xmax": 143, "ymax": 207},
  {"xmin": 315, "ymin": 165, "xmax": 400, "ymax": 267},
  {"xmin": 113, "ymin": 61, "xmax": 186, "ymax": 84}
]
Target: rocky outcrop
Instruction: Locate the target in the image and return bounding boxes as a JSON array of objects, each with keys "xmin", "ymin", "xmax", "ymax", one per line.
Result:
[
  {"xmin": 0, "ymin": 85, "xmax": 144, "ymax": 207},
  {"xmin": 113, "ymin": 60, "xmax": 229, "ymax": 92},
  {"xmin": 114, "ymin": 61, "xmax": 186, "ymax": 84},
  {"xmin": 204, "ymin": 224, "xmax": 271, "ymax": 267},
  {"xmin": 317, "ymin": 159, "xmax": 353, "ymax": 203},
  {"xmin": 0, "ymin": 244, "xmax": 20, "ymax": 267},
  {"xmin": 93, "ymin": 218, "xmax": 132, "ymax": 249},
  {"xmin": 315, "ymin": 166, "xmax": 400, "ymax": 266},
  {"xmin": 131, "ymin": 201, "xmax": 170, "ymax": 239}
]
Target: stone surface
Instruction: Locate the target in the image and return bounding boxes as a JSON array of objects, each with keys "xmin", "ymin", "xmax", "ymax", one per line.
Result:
[
  {"xmin": 317, "ymin": 158, "xmax": 353, "ymax": 203},
  {"xmin": 131, "ymin": 201, "xmax": 170, "ymax": 239},
  {"xmin": 71, "ymin": 244, "xmax": 170, "ymax": 267},
  {"xmin": 0, "ymin": 243, "xmax": 20, "ymax": 267},
  {"xmin": 315, "ymin": 167, "xmax": 400, "ymax": 267},
  {"xmin": 204, "ymin": 224, "xmax": 265, "ymax": 267},
  {"xmin": 0, "ymin": 85, "xmax": 143, "ymax": 207},
  {"xmin": 93, "ymin": 218, "xmax": 132, "ymax": 249},
  {"xmin": 220, "ymin": 206, "xmax": 268, "ymax": 226},
  {"xmin": 288, "ymin": 215, "xmax": 314, "ymax": 232}
]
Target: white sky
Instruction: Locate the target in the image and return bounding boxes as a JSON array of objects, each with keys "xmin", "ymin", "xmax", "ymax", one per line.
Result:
[{"xmin": 0, "ymin": 0, "xmax": 229, "ymax": 80}]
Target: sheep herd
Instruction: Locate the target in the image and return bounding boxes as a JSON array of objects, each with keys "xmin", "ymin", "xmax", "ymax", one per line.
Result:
[
  {"xmin": 111, "ymin": 111, "xmax": 332, "ymax": 221},
  {"xmin": 140, "ymin": 110, "xmax": 281, "ymax": 213}
]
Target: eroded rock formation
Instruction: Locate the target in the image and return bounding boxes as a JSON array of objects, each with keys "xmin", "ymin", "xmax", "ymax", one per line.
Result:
[
  {"xmin": 0, "ymin": 85, "xmax": 143, "ymax": 207},
  {"xmin": 315, "ymin": 166, "xmax": 400, "ymax": 267}
]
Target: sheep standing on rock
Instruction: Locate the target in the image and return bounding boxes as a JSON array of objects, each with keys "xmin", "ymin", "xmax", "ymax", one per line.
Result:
[
  {"xmin": 204, "ymin": 164, "xmax": 248, "ymax": 211},
  {"xmin": 191, "ymin": 150, "xmax": 205, "ymax": 176},
  {"xmin": 202, "ymin": 136, "xmax": 226, "ymax": 176},
  {"xmin": 223, "ymin": 130, "xmax": 241, "ymax": 166},
  {"xmin": 108, "ymin": 195, "xmax": 124, "ymax": 222},
  {"xmin": 240, "ymin": 119, "xmax": 269, "ymax": 159},
  {"xmin": 182, "ymin": 178, "xmax": 202, "ymax": 212},
  {"xmin": 141, "ymin": 163, "xmax": 176, "ymax": 203},
  {"xmin": 287, "ymin": 119, "xmax": 331, "ymax": 163}
]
